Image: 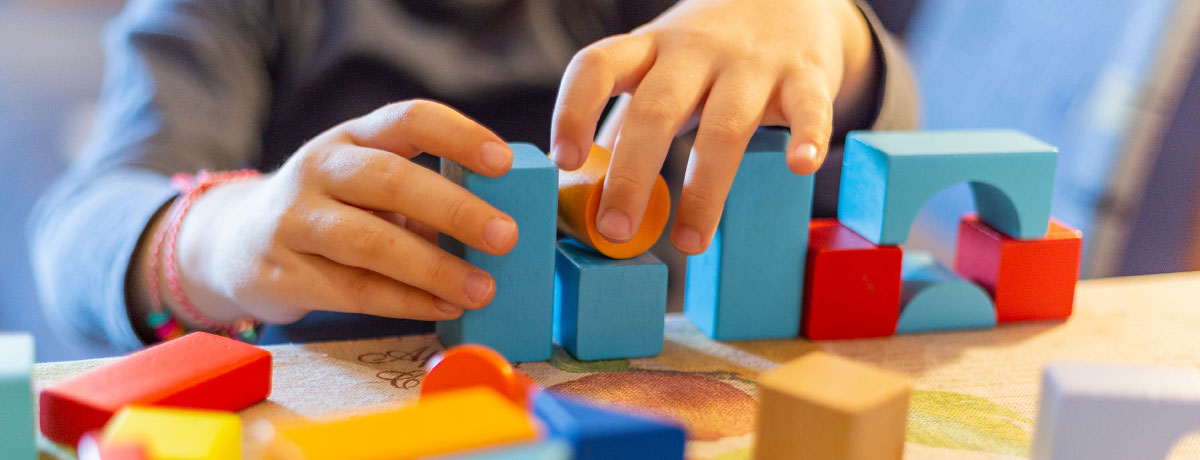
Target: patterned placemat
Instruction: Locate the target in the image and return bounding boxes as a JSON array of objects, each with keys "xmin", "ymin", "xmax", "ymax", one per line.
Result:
[{"xmin": 33, "ymin": 272, "xmax": 1200, "ymax": 460}]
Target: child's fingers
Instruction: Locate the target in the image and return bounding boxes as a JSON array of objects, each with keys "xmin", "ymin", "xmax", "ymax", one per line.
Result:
[
  {"xmin": 290, "ymin": 253, "xmax": 465, "ymax": 321},
  {"xmin": 343, "ymin": 99, "xmax": 513, "ymax": 178},
  {"xmin": 551, "ymin": 35, "xmax": 656, "ymax": 170},
  {"xmin": 671, "ymin": 65, "xmax": 774, "ymax": 254},
  {"xmin": 779, "ymin": 69, "xmax": 834, "ymax": 175},
  {"xmin": 288, "ymin": 205, "xmax": 496, "ymax": 311},
  {"xmin": 316, "ymin": 145, "xmax": 517, "ymax": 256},
  {"xmin": 599, "ymin": 52, "xmax": 712, "ymax": 243}
]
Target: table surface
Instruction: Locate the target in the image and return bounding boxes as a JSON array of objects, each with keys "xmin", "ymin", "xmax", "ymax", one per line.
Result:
[{"xmin": 32, "ymin": 271, "xmax": 1200, "ymax": 460}]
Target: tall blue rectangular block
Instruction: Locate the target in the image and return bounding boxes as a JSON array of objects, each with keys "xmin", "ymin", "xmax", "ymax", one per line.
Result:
[
  {"xmin": 684, "ymin": 129, "xmax": 814, "ymax": 340},
  {"xmin": 1, "ymin": 333, "xmax": 35, "ymax": 460},
  {"xmin": 438, "ymin": 143, "xmax": 558, "ymax": 362},
  {"xmin": 553, "ymin": 239, "xmax": 668, "ymax": 361}
]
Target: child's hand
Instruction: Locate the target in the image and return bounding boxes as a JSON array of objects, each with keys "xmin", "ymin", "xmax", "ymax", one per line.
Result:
[
  {"xmin": 550, "ymin": 0, "xmax": 876, "ymax": 254},
  {"xmin": 148, "ymin": 100, "xmax": 519, "ymax": 325}
]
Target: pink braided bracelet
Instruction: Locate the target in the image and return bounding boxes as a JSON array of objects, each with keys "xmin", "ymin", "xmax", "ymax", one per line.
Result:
[{"xmin": 145, "ymin": 169, "xmax": 262, "ymax": 342}]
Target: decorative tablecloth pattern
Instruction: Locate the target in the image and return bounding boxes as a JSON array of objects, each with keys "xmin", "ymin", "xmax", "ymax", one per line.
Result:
[{"xmin": 34, "ymin": 272, "xmax": 1200, "ymax": 459}]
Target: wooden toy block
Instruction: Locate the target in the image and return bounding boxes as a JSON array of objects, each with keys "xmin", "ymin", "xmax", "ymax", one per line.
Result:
[
  {"xmin": 754, "ymin": 351, "xmax": 911, "ymax": 460},
  {"xmin": 896, "ymin": 252, "xmax": 996, "ymax": 334},
  {"xmin": 420, "ymin": 344, "xmax": 537, "ymax": 409},
  {"xmin": 101, "ymin": 406, "xmax": 241, "ymax": 460},
  {"xmin": 427, "ymin": 441, "xmax": 571, "ymax": 460},
  {"xmin": 0, "ymin": 333, "xmax": 35, "ymax": 460},
  {"xmin": 438, "ymin": 143, "xmax": 558, "ymax": 362},
  {"xmin": 39, "ymin": 331, "xmax": 270, "ymax": 445},
  {"xmin": 1030, "ymin": 362, "xmax": 1200, "ymax": 460},
  {"xmin": 954, "ymin": 214, "xmax": 1083, "ymax": 322},
  {"xmin": 79, "ymin": 432, "xmax": 149, "ymax": 460},
  {"xmin": 685, "ymin": 129, "xmax": 814, "ymax": 340},
  {"xmin": 553, "ymin": 239, "xmax": 668, "ymax": 360},
  {"xmin": 262, "ymin": 387, "xmax": 538, "ymax": 460},
  {"xmin": 802, "ymin": 219, "xmax": 902, "ymax": 340},
  {"xmin": 532, "ymin": 391, "xmax": 685, "ymax": 460},
  {"xmin": 837, "ymin": 130, "xmax": 1057, "ymax": 245},
  {"xmin": 557, "ymin": 143, "xmax": 671, "ymax": 259}
]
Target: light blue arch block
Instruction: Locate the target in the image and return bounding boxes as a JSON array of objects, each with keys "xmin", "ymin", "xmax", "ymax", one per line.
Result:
[
  {"xmin": 896, "ymin": 252, "xmax": 996, "ymax": 334},
  {"xmin": 684, "ymin": 129, "xmax": 814, "ymax": 340},
  {"xmin": 554, "ymin": 239, "xmax": 667, "ymax": 361},
  {"xmin": 837, "ymin": 130, "xmax": 1057, "ymax": 245},
  {"xmin": 430, "ymin": 441, "xmax": 572, "ymax": 460},
  {"xmin": 0, "ymin": 334, "xmax": 35, "ymax": 460},
  {"xmin": 438, "ymin": 143, "xmax": 558, "ymax": 362}
]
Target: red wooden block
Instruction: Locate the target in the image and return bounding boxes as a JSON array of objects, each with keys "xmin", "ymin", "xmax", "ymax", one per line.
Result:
[
  {"xmin": 39, "ymin": 332, "xmax": 271, "ymax": 445},
  {"xmin": 802, "ymin": 219, "xmax": 903, "ymax": 340},
  {"xmin": 420, "ymin": 344, "xmax": 537, "ymax": 409},
  {"xmin": 953, "ymin": 214, "xmax": 1082, "ymax": 322},
  {"xmin": 78, "ymin": 432, "xmax": 148, "ymax": 460}
]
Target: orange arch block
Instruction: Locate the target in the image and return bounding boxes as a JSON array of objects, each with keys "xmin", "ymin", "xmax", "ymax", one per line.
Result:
[
  {"xmin": 420, "ymin": 344, "xmax": 537, "ymax": 409},
  {"xmin": 558, "ymin": 144, "xmax": 671, "ymax": 259}
]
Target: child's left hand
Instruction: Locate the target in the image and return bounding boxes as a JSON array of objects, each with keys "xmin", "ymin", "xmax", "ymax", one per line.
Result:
[{"xmin": 550, "ymin": 0, "xmax": 876, "ymax": 255}]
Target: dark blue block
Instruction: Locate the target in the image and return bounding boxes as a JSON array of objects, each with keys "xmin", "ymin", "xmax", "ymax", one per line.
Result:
[
  {"xmin": 532, "ymin": 391, "xmax": 685, "ymax": 460},
  {"xmin": 684, "ymin": 129, "xmax": 814, "ymax": 340},
  {"xmin": 437, "ymin": 143, "xmax": 558, "ymax": 362},
  {"xmin": 553, "ymin": 239, "xmax": 667, "ymax": 361}
]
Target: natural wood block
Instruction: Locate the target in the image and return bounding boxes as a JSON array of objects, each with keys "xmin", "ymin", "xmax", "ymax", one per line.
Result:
[
  {"xmin": 101, "ymin": 407, "xmax": 241, "ymax": 460},
  {"xmin": 754, "ymin": 351, "xmax": 911, "ymax": 460},
  {"xmin": 262, "ymin": 387, "xmax": 538, "ymax": 460},
  {"xmin": 39, "ymin": 332, "xmax": 271, "ymax": 445},
  {"xmin": 557, "ymin": 143, "xmax": 670, "ymax": 259}
]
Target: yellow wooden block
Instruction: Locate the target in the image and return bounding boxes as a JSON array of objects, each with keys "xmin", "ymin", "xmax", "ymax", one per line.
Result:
[
  {"xmin": 262, "ymin": 387, "xmax": 538, "ymax": 460},
  {"xmin": 101, "ymin": 406, "xmax": 241, "ymax": 460},
  {"xmin": 753, "ymin": 351, "xmax": 911, "ymax": 460}
]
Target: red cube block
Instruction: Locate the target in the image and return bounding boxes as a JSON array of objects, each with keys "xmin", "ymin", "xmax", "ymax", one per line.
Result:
[
  {"xmin": 953, "ymin": 214, "xmax": 1082, "ymax": 322},
  {"xmin": 802, "ymin": 219, "xmax": 903, "ymax": 340},
  {"xmin": 39, "ymin": 332, "xmax": 271, "ymax": 445}
]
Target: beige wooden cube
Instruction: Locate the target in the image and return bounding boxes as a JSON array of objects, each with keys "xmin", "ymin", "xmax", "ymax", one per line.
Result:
[{"xmin": 754, "ymin": 351, "xmax": 912, "ymax": 460}]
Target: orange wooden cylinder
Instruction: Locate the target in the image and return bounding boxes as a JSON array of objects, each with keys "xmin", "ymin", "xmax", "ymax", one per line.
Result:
[{"xmin": 558, "ymin": 144, "xmax": 671, "ymax": 259}]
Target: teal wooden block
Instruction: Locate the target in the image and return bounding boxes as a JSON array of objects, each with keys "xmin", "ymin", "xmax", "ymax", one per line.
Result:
[
  {"xmin": 1, "ymin": 333, "xmax": 35, "ymax": 460},
  {"xmin": 553, "ymin": 239, "xmax": 668, "ymax": 361},
  {"xmin": 896, "ymin": 252, "xmax": 996, "ymax": 334},
  {"xmin": 438, "ymin": 143, "xmax": 558, "ymax": 362},
  {"xmin": 684, "ymin": 129, "xmax": 814, "ymax": 340},
  {"xmin": 429, "ymin": 440, "xmax": 571, "ymax": 460},
  {"xmin": 837, "ymin": 130, "xmax": 1057, "ymax": 245}
]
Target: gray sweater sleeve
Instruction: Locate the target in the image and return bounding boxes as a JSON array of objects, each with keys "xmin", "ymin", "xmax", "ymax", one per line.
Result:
[{"xmin": 28, "ymin": 0, "xmax": 275, "ymax": 350}]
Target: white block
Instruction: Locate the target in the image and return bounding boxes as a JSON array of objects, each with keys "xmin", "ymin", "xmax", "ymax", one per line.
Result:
[{"xmin": 1030, "ymin": 362, "xmax": 1200, "ymax": 460}]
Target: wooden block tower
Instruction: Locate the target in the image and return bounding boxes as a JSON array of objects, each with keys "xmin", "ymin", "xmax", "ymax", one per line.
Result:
[
  {"xmin": 755, "ymin": 351, "xmax": 911, "ymax": 460},
  {"xmin": 439, "ymin": 143, "xmax": 558, "ymax": 362},
  {"xmin": 685, "ymin": 129, "xmax": 814, "ymax": 340},
  {"xmin": 0, "ymin": 334, "xmax": 35, "ymax": 460},
  {"xmin": 554, "ymin": 239, "xmax": 668, "ymax": 361}
]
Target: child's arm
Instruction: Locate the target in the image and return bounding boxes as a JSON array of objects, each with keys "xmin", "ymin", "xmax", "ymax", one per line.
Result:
[{"xmin": 550, "ymin": 0, "xmax": 883, "ymax": 255}]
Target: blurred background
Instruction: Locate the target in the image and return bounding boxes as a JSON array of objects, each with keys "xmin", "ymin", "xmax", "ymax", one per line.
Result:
[{"xmin": 2, "ymin": 0, "xmax": 1198, "ymax": 361}]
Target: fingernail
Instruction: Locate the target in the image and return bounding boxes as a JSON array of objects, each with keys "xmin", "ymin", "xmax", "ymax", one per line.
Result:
[
  {"xmin": 598, "ymin": 209, "xmax": 632, "ymax": 241},
  {"xmin": 551, "ymin": 141, "xmax": 579, "ymax": 169},
  {"xmin": 793, "ymin": 141, "xmax": 819, "ymax": 162},
  {"xmin": 480, "ymin": 141, "xmax": 512, "ymax": 172},
  {"xmin": 483, "ymin": 217, "xmax": 517, "ymax": 252},
  {"xmin": 434, "ymin": 298, "xmax": 463, "ymax": 315},
  {"xmin": 464, "ymin": 271, "xmax": 494, "ymax": 304},
  {"xmin": 673, "ymin": 226, "xmax": 703, "ymax": 253}
]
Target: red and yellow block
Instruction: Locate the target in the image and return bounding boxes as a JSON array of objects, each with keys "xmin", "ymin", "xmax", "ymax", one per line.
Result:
[{"xmin": 557, "ymin": 144, "xmax": 670, "ymax": 259}]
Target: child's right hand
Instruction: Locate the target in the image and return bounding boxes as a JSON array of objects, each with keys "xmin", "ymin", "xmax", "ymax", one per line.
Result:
[{"xmin": 137, "ymin": 100, "xmax": 520, "ymax": 327}]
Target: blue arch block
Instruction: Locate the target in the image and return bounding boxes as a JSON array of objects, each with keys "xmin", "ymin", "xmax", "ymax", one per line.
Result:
[
  {"xmin": 684, "ymin": 129, "xmax": 814, "ymax": 340},
  {"xmin": 554, "ymin": 239, "xmax": 668, "ymax": 361},
  {"xmin": 837, "ymin": 130, "xmax": 1057, "ymax": 245},
  {"xmin": 437, "ymin": 143, "xmax": 558, "ymax": 362},
  {"xmin": 896, "ymin": 252, "xmax": 996, "ymax": 334}
]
